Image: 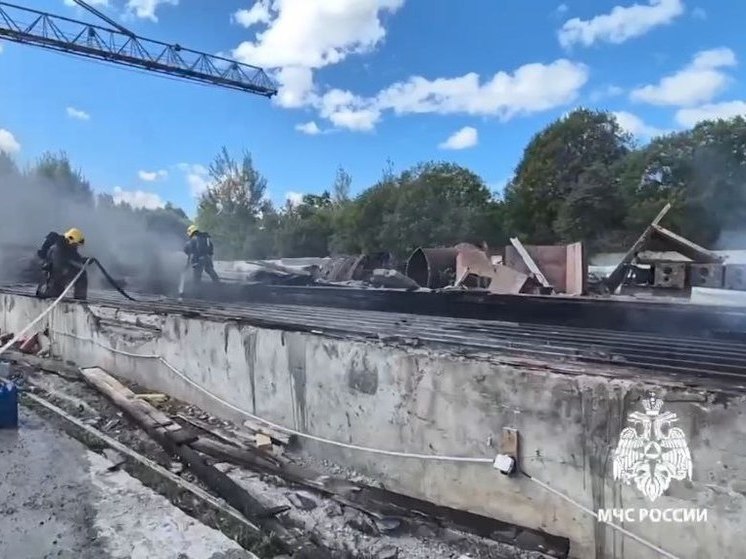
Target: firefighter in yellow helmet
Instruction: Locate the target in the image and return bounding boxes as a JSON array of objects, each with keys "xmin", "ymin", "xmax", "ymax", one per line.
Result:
[
  {"xmin": 183, "ymin": 224, "xmax": 220, "ymax": 289},
  {"xmin": 35, "ymin": 228, "xmax": 88, "ymax": 300}
]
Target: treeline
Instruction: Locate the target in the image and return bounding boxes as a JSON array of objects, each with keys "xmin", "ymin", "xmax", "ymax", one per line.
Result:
[
  {"xmin": 3, "ymin": 107, "xmax": 746, "ymax": 263},
  {"xmin": 196, "ymin": 109, "xmax": 746, "ymax": 260},
  {"xmin": 196, "ymin": 148, "xmax": 505, "ymax": 259}
]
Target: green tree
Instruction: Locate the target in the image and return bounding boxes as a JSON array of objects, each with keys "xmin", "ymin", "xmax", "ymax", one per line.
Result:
[
  {"xmin": 554, "ymin": 162, "xmax": 626, "ymax": 250},
  {"xmin": 273, "ymin": 192, "xmax": 334, "ymax": 257},
  {"xmin": 332, "ymin": 166, "xmax": 352, "ymax": 204},
  {"xmin": 617, "ymin": 116, "xmax": 746, "ymax": 247},
  {"xmin": 339, "ymin": 172, "xmax": 399, "ymax": 254},
  {"xmin": 504, "ymin": 108, "xmax": 632, "ymax": 243},
  {"xmin": 379, "ymin": 162, "xmax": 503, "ymax": 255},
  {"xmin": 328, "ymin": 161, "xmax": 505, "ymax": 257},
  {"xmin": 31, "ymin": 151, "xmax": 94, "ymax": 206},
  {"xmin": 195, "ymin": 147, "xmax": 269, "ymax": 259}
]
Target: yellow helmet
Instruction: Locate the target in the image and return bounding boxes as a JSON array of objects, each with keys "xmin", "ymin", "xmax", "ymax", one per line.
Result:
[
  {"xmin": 64, "ymin": 227, "xmax": 85, "ymax": 246},
  {"xmin": 187, "ymin": 224, "xmax": 198, "ymax": 237}
]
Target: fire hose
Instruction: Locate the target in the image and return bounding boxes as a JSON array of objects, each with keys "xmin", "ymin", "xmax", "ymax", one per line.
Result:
[
  {"xmin": 89, "ymin": 257, "xmax": 138, "ymax": 302},
  {"xmin": 0, "ymin": 257, "xmax": 138, "ymax": 358}
]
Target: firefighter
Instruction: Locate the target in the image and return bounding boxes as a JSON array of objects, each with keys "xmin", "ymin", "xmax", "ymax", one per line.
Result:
[
  {"xmin": 36, "ymin": 228, "xmax": 89, "ymax": 300},
  {"xmin": 184, "ymin": 224, "xmax": 220, "ymax": 287}
]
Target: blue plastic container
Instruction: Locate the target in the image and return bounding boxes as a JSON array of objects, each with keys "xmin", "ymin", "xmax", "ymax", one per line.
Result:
[{"xmin": 0, "ymin": 380, "xmax": 18, "ymax": 429}]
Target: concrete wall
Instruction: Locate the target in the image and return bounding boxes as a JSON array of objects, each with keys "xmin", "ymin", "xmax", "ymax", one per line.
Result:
[{"xmin": 2, "ymin": 293, "xmax": 745, "ymax": 559}]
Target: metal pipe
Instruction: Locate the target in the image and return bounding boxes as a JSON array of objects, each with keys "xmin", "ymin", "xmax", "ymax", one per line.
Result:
[{"xmin": 405, "ymin": 247, "xmax": 459, "ymax": 288}]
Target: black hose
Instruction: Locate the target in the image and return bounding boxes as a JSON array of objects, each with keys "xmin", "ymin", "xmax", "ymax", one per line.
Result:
[{"xmin": 88, "ymin": 258, "xmax": 138, "ymax": 302}]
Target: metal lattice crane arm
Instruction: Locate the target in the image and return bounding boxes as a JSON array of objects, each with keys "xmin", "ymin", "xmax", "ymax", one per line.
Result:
[
  {"xmin": 0, "ymin": 2, "xmax": 277, "ymax": 97},
  {"xmin": 70, "ymin": 0, "xmax": 136, "ymax": 36}
]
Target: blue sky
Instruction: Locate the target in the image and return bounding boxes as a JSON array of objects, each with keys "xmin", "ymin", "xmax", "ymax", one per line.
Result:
[{"xmin": 1, "ymin": 0, "xmax": 746, "ymax": 218}]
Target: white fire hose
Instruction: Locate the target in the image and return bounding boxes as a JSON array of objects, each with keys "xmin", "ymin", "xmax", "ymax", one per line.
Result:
[{"xmin": 0, "ymin": 260, "xmax": 90, "ymax": 358}]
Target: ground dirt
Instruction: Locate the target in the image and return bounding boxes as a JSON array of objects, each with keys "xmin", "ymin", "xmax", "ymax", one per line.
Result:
[{"xmin": 0, "ymin": 407, "xmax": 255, "ymax": 559}]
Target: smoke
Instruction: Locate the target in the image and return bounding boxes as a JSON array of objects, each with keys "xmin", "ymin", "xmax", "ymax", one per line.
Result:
[{"xmin": 0, "ymin": 153, "xmax": 189, "ymax": 295}]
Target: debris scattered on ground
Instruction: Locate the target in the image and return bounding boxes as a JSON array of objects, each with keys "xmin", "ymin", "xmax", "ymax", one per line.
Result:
[
  {"xmin": 369, "ymin": 269, "xmax": 420, "ymax": 290},
  {"xmin": 14, "ymin": 356, "xmax": 563, "ymax": 559},
  {"xmin": 286, "ymin": 491, "xmax": 318, "ymax": 511},
  {"xmin": 134, "ymin": 393, "xmax": 168, "ymax": 403}
]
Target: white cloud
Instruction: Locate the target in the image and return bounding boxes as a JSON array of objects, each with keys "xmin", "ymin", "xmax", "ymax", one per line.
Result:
[
  {"xmin": 314, "ymin": 88, "xmax": 381, "ymax": 131},
  {"xmin": 232, "ymin": 0, "xmax": 404, "ymax": 70},
  {"xmin": 0, "ymin": 129, "xmax": 20, "ymax": 154},
  {"xmin": 138, "ymin": 169, "xmax": 168, "ymax": 181},
  {"xmin": 375, "ymin": 59, "xmax": 588, "ymax": 119},
  {"xmin": 612, "ymin": 110, "xmax": 667, "ymax": 138},
  {"xmin": 306, "ymin": 59, "xmax": 587, "ymax": 132},
  {"xmin": 675, "ymin": 101, "xmax": 746, "ymax": 127},
  {"xmin": 690, "ymin": 47, "xmax": 737, "ymax": 69},
  {"xmin": 274, "ymin": 66, "xmax": 316, "ymax": 108},
  {"xmin": 125, "ymin": 0, "xmax": 178, "ymax": 22},
  {"xmin": 231, "ymin": 3, "xmax": 585, "ymax": 133},
  {"xmin": 233, "ymin": 1, "xmax": 272, "ymax": 27},
  {"xmin": 558, "ymin": 0, "xmax": 684, "ymax": 48},
  {"xmin": 327, "ymin": 107, "xmax": 381, "ymax": 131},
  {"xmin": 111, "ymin": 186, "xmax": 166, "ymax": 210},
  {"xmin": 232, "ymin": 0, "xmax": 404, "ymax": 112},
  {"xmin": 295, "ymin": 121, "xmax": 321, "ymax": 135},
  {"xmin": 439, "ymin": 126, "xmax": 478, "ymax": 150},
  {"xmin": 66, "ymin": 106, "xmax": 90, "ymax": 120},
  {"xmin": 0, "ymin": 44, "xmax": 3, "ymax": 55},
  {"xmin": 285, "ymin": 191, "xmax": 304, "ymax": 206},
  {"xmin": 630, "ymin": 47, "xmax": 737, "ymax": 107},
  {"xmin": 556, "ymin": 3, "xmax": 569, "ymax": 14},
  {"xmin": 177, "ymin": 163, "xmax": 210, "ymax": 197}
]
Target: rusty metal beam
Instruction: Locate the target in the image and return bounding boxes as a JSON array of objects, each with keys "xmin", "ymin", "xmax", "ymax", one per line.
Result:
[{"xmin": 605, "ymin": 203, "xmax": 672, "ymax": 292}]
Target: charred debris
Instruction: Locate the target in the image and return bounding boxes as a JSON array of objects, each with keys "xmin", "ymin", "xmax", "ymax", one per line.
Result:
[
  {"xmin": 4, "ymin": 204, "xmax": 745, "ymax": 302},
  {"xmin": 201, "ymin": 204, "xmax": 746, "ymax": 301}
]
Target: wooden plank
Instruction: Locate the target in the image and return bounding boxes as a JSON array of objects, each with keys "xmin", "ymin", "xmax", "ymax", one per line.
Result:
[
  {"xmin": 191, "ymin": 437, "xmax": 286, "ymax": 471},
  {"xmin": 565, "ymin": 242, "xmax": 586, "ymax": 296},
  {"xmin": 255, "ymin": 433, "xmax": 272, "ymax": 450},
  {"xmin": 177, "ymin": 414, "xmax": 240, "ymax": 447},
  {"xmin": 80, "ymin": 367, "xmax": 178, "ymax": 431},
  {"xmin": 500, "ymin": 427, "xmax": 519, "ymax": 460},
  {"xmin": 79, "ymin": 366, "xmax": 315, "ymax": 556},
  {"xmin": 23, "ymin": 391, "xmax": 265, "ymax": 553},
  {"xmin": 605, "ymin": 202, "xmax": 672, "ymax": 292},
  {"xmin": 241, "ymin": 418, "xmax": 291, "ymax": 446},
  {"xmin": 651, "ymin": 225, "xmax": 722, "ymax": 263},
  {"xmin": 135, "ymin": 393, "xmax": 168, "ymax": 403},
  {"xmin": 509, "ymin": 237, "xmax": 552, "ymax": 289}
]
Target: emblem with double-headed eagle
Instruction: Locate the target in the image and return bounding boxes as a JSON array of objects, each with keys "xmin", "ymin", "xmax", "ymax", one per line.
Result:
[{"xmin": 612, "ymin": 392, "xmax": 692, "ymax": 502}]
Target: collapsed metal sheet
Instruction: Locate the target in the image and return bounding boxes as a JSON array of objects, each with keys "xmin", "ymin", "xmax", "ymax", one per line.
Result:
[
  {"xmin": 318, "ymin": 252, "xmax": 395, "ymax": 283},
  {"xmin": 405, "ymin": 247, "xmax": 459, "ymax": 288}
]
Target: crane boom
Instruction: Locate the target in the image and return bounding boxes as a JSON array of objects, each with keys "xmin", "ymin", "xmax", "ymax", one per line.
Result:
[
  {"xmin": 70, "ymin": 0, "xmax": 135, "ymax": 36},
  {"xmin": 0, "ymin": 2, "xmax": 277, "ymax": 97}
]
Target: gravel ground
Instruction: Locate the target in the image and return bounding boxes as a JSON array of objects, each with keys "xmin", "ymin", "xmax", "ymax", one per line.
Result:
[{"xmin": 0, "ymin": 406, "xmax": 256, "ymax": 559}]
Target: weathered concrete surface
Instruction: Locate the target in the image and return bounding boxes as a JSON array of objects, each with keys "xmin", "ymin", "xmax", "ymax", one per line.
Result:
[
  {"xmin": 2, "ymin": 293, "xmax": 746, "ymax": 559},
  {"xmin": 0, "ymin": 406, "xmax": 256, "ymax": 559}
]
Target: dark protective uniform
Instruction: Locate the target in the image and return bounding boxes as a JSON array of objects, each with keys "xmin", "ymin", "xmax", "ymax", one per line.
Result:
[
  {"xmin": 36, "ymin": 232, "xmax": 88, "ymax": 300},
  {"xmin": 184, "ymin": 231, "xmax": 220, "ymax": 285}
]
